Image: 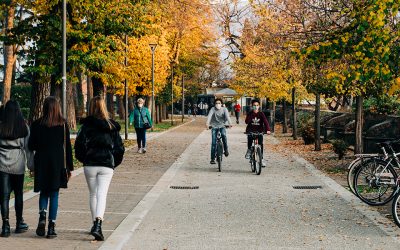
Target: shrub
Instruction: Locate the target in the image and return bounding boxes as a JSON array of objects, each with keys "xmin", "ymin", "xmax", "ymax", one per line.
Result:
[
  {"xmin": 332, "ymin": 139, "xmax": 348, "ymax": 159},
  {"xmin": 300, "ymin": 124, "xmax": 315, "ymax": 145}
]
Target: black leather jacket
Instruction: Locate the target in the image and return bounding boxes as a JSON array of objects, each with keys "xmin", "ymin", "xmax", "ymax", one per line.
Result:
[{"xmin": 75, "ymin": 116, "xmax": 125, "ymax": 169}]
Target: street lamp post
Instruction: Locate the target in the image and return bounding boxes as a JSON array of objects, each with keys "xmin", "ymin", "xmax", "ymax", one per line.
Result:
[
  {"xmin": 62, "ymin": 0, "xmax": 67, "ymax": 118},
  {"xmin": 171, "ymin": 62, "xmax": 174, "ymax": 126},
  {"xmin": 149, "ymin": 44, "xmax": 157, "ymax": 131},
  {"xmin": 181, "ymin": 75, "xmax": 184, "ymax": 123},
  {"xmin": 124, "ymin": 34, "xmax": 128, "ymax": 140}
]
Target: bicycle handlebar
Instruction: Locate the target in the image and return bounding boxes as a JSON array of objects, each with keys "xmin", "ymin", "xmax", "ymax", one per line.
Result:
[{"xmin": 209, "ymin": 126, "xmax": 231, "ymax": 129}]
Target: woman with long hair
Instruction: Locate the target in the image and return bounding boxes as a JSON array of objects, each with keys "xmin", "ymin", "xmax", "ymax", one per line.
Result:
[
  {"xmin": 75, "ymin": 96, "xmax": 124, "ymax": 241},
  {"xmin": 28, "ymin": 96, "xmax": 73, "ymax": 238},
  {"xmin": 0, "ymin": 100, "xmax": 31, "ymax": 237}
]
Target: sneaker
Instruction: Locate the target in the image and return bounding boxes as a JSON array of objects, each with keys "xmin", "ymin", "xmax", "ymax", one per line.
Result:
[
  {"xmin": 137, "ymin": 148, "xmax": 143, "ymax": 154},
  {"xmin": 224, "ymin": 151, "xmax": 229, "ymax": 157},
  {"xmin": 236, "ymin": 120, "xmax": 239, "ymax": 124},
  {"xmin": 210, "ymin": 159, "xmax": 216, "ymax": 164},
  {"xmin": 142, "ymin": 148, "xmax": 147, "ymax": 153},
  {"xmin": 245, "ymin": 149, "xmax": 251, "ymax": 159},
  {"xmin": 262, "ymin": 159, "xmax": 267, "ymax": 168}
]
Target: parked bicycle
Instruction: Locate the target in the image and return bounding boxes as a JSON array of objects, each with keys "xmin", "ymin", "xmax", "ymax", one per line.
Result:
[
  {"xmin": 353, "ymin": 140, "xmax": 400, "ymax": 206},
  {"xmin": 247, "ymin": 132, "xmax": 265, "ymax": 175}
]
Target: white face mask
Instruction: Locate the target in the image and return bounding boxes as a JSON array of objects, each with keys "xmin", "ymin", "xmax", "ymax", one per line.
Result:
[
  {"xmin": 215, "ymin": 104, "xmax": 222, "ymax": 110},
  {"xmin": 138, "ymin": 103, "xmax": 143, "ymax": 108}
]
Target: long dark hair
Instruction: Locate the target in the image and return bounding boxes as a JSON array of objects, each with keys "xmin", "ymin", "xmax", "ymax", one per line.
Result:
[
  {"xmin": 0, "ymin": 100, "xmax": 28, "ymax": 139},
  {"xmin": 40, "ymin": 96, "xmax": 65, "ymax": 127}
]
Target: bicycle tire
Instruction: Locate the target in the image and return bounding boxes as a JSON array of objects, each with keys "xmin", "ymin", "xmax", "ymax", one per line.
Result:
[
  {"xmin": 217, "ymin": 142, "xmax": 223, "ymax": 172},
  {"xmin": 392, "ymin": 189, "xmax": 400, "ymax": 228},
  {"xmin": 250, "ymin": 147, "xmax": 256, "ymax": 172},
  {"xmin": 348, "ymin": 157, "xmax": 379, "ymax": 195},
  {"xmin": 255, "ymin": 146, "xmax": 262, "ymax": 175},
  {"xmin": 354, "ymin": 159, "xmax": 398, "ymax": 206}
]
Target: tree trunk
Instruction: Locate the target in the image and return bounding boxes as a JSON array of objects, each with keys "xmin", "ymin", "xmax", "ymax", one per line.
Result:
[
  {"xmin": 75, "ymin": 72, "xmax": 85, "ymax": 118},
  {"xmin": 292, "ymin": 87, "xmax": 297, "ymax": 140},
  {"xmin": 355, "ymin": 96, "xmax": 364, "ymax": 154},
  {"xmin": 106, "ymin": 93, "xmax": 115, "ymax": 119},
  {"xmin": 117, "ymin": 95, "xmax": 125, "ymax": 120},
  {"xmin": 66, "ymin": 81, "xmax": 76, "ymax": 130},
  {"xmin": 50, "ymin": 75, "xmax": 61, "ymax": 100},
  {"xmin": 314, "ymin": 93, "xmax": 321, "ymax": 151},
  {"xmin": 30, "ymin": 82, "xmax": 51, "ymax": 123},
  {"xmin": 92, "ymin": 77, "xmax": 104, "ymax": 97},
  {"xmin": 128, "ymin": 97, "xmax": 134, "ymax": 113},
  {"xmin": 282, "ymin": 100, "xmax": 288, "ymax": 133},
  {"xmin": 147, "ymin": 96, "xmax": 153, "ymax": 121},
  {"xmin": 87, "ymin": 76, "xmax": 93, "ymax": 113},
  {"xmin": 2, "ymin": 2, "xmax": 17, "ymax": 104},
  {"xmin": 271, "ymin": 102, "xmax": 276, "ymax": 132}
]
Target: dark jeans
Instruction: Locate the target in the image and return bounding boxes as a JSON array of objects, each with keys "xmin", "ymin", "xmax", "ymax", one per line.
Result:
[
  {"xmin": 235, "ymin": 111, "xmax": 240, "ymax": 121},
  {"xmin": 0, "ymin": 171, "xmax": 24, "ymax": 220},
  {"xmin": 211, "ymin": 127, "xmax": 228, "ymax": 160},
  {"xmin": 135, "ymin": 127, "xmax": 147, "ymax": 149},
  {"xmin": 39, "ymin": 190, "xmax": 59, "ymax": 221},
  {"xmin": 247, "ymin": 134, "xmax": 264, "ymax": 157}
]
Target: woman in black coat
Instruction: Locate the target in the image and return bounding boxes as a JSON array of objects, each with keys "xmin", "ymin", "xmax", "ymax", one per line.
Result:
[{"xmin": 28, "ymin": 96, "xmax": 73, "ymax": 238}]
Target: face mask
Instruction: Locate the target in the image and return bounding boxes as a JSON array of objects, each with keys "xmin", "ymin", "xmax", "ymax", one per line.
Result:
[
  {"xmin": 253, "ymin": 105, "xmax": 259, "ymax": 111},
  {"xmin": 138, "ymin": 103, "xmax": 143, "ymax": 108},
  {"xmin": 215, "ymin": 104, "xmax": 222, "ymax": 110}
]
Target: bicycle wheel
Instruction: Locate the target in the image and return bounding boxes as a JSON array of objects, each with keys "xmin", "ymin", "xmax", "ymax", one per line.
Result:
[
  {"xmin": 217, "ymin": 142, "xmax": 223, "ymax": 172},
  {"xmin": 254, "ymin": 146, "xmax": 262, "ymax": 175},
  {"xmin": 354, "ymin": 159, "xmax": 398, "ymax": 206},
  {"xmin": 392, "ymin": 189, "xmax": 400, "ymax": 228},
  {"xmin": 250, "ymin": 148, "xmax": 256, "ymax": 172},
  {"xmin": 348, "ymin": 157, "xmax": 377, "ymax": 195}
]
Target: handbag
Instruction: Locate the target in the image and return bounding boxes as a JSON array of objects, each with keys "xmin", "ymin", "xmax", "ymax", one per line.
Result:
[{"xmin": 139, "ymin": 108, "xmax": 151, "ymax": 130}]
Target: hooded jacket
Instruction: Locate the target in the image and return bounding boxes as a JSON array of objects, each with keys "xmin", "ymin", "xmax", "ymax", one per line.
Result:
[{"xmin": 75, "ymin": 116, "xmax": 125, "ymax": 169}]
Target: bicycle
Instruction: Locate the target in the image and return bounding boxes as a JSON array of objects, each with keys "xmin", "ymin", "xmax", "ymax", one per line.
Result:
[
  {"xmin": 210, "ymin": 126, "xmax": 229, "ymax": 172},
  {"xmin": 247, "ymin": 132, "xmax": 265, "ymax": 175},
  {"xmin": 353, "ymin": 140, "xmax": 400, "ymax": 206},
  {"xmin": 391, "ymin": 177, "xmax": 400, "ymax": 227}
]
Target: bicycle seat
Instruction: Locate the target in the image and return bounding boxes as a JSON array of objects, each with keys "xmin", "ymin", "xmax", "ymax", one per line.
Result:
[{"xmin": 377, "ymin": 139, "xmax": 400, "ymax": 148}]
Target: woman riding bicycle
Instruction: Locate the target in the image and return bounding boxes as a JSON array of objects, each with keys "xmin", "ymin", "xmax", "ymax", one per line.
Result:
[
  {"xmin": 245, "ymin": 99, "xmax": 271, "ymax": 167},
  {"xmin": 206, "ymin": 98, "xmax": 232, "ymax": 164}
]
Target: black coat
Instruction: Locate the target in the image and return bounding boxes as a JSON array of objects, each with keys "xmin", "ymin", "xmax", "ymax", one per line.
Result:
[
  {"xmin": 28, "ymin": 119, "xmax": 73, "ymax": 192},
  {"xmin": 74, "ymin": 116, "xmax": 125, "ymax": 169}
]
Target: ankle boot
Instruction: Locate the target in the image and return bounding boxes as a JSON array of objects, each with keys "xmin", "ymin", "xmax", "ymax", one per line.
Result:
[
  {"xmin": 47, "ymin": 221, "xmax": 57, "ymax": 238},
  {"xmin": 91, "ymin": 217, "xmax": 104, "ymax": 241},
  {"xmin": 15, "ymin": 218, "xmax": 29, "ymax": 233},
  {"xmin": 1, "ymin": 219, "xmax": 10, "ymax": 237},
  {"xmin": 36, "ymin": 210, "xmax": 46, "ymax": 237},
  {"xmin": 90, "ymin": 220, "xmax": 95, "ymax": 234}
]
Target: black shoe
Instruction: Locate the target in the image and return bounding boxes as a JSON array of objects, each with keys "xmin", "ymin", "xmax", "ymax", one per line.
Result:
[
  {"xmin": 90, "ymin": 221, "xmax": 96, "ymax": 234},
  {"xmin": 210, "ymin": 159, "xmax": 216, "ymax": 164},
  {"xmin": 224, "ymin": 151, "xmax": 229, "ymax": 157},
  {"xmin": 91, "ymin": 218, "xmax": 104, "ymax": 241},
  {"xmin": 36, "ymin": 211, "xmax": 46, "ymax": 237},
  {"xmin": 15, "ymin": 218, "xmax": 29, "ymax": 233},
  {"xmin": 47, "ymin": 221, "xmax": 57, "ymax": 238},
  {"xmin": 1, "ymin": 219, "xmax": 10, "ymax": 237},
  {"xmin": 236, "ymin": 120, "xmax": 239, "ymax": 124}
]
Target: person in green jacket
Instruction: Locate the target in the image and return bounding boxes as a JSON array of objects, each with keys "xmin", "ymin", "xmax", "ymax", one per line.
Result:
[{"xmin": 129, "ymin": 98, "xmax": 152, "ymax": 153}]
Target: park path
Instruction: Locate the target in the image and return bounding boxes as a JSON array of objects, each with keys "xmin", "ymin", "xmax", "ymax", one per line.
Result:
[
  {"xmin": 100, "ymin": 120, "xmax": 400, "ymax": 250},
  {"xmin": 1, "ymin": 118, "xmax": 204, "ymax": 249}
]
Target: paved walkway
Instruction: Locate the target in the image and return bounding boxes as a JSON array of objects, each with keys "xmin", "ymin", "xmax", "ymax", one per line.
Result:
[
  {"xmin": 3, "ymin": 117, "xmax": 400, "ymax": 249},
  {"xmin": 101, "ymin": 121, "xmax": 400, "ymax": 249}
]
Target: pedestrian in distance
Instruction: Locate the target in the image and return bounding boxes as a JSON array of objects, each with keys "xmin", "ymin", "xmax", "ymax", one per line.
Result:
[
  {"xmin": 188, "ymin": 103, "xmax": 192, "ymax": 117},
  {"xmin": 193, "ymin": 105, "xmax": 197, "ymax": 117},
  {"xmin": 233, "ymin": 101, "xmax": 241, "ymax": 124},
  {"xmin": 129, "ymin": 98, "xmax": 152, "ymax": 153},
  {"xmin": 75, "ymin": 96, "xmax": 125, "ymax": 241},
  {"xmin": 28, "ymin": 96, "xmax": 74, "ymax": 238},
  {"xmin": 206, "ymin": 98, "xmax": 232, "ymax": 164},
  {"xmin": 245, "ymin": 99, "xmax": 271, "ymax": 167},
  {"xmin": 0, "ymin": 100, "xmax": 31, "ymax": 237}
]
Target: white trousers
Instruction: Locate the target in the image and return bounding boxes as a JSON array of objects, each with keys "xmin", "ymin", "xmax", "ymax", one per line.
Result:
[{"xmin": 84, "ymin": 166, "xmax": 114, "ymax": 221}]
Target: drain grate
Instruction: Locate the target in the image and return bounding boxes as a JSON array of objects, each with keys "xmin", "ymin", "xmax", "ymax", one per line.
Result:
[
  {"xmin": 170, "ymin": 186, "xmax": 199, "ymax": 190},
  {"xmin": 293, "ymin": 185, "xmax": 323, "ymax": 190}
]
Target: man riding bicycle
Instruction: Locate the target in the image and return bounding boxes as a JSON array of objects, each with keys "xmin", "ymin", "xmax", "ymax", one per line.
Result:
[
  {"xmin": 245, "ymin": 99, "xmax": 271, "ymax": 167},
  {"xmin": 206, "ymin": 98, "xmax": 232, "ymax": 164}
]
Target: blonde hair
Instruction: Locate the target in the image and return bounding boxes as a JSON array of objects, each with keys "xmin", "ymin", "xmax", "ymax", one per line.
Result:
[
  {"xmin": 89, "ymin": 96, "xmax": 114, "ymax": 128},
  {"xmin": 137, "ymin": 98, "xmax": 145, "ymax": 104}
]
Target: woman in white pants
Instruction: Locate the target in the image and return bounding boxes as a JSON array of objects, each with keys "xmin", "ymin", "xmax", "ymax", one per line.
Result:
[{"xmin": 75, "ymin": 96, "xmax": 125, "ymax": 241}]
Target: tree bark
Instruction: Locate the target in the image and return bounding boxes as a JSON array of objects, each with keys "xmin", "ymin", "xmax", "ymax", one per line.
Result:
[
  {"xmin": 92, "ymin": 77, "xmax": 104, "ymax": 97},
  {"xmin": 87, "ymin": 76, "xmax": 93, "ymax": 113},
  {"xmin": 314, "ymin": 93, "xmax": 321, "ymax": 151},
  {"xmin": 282, "ymin": 100, "xmax": 288, "ymax": 133},
  {"xmin": 50, "ymin": 75, "xmax": 61, "ymax": 100},
  {"xmin": 106, "ymin": 93, "xmax": 115, "ymax": 119},
  {"xmin": 2, "ymin": 2, "xmax": 17, "ymax": 104},
  {"xmin": 66, "ymin": 81, "xmax": 76, "ymax": 130},
  {"xmin": 29, "ymin": 81, "xmax": 50, "ymax": 123},
  {"xmin": 117, "ymin": 95, "xmax": 125, "ymax": 120},
  {"xmin": 292, "ymin": 87, "xmax": 297, "ymax": 140},
  {"xmin": 355, "ymin": 96, "xmax": 364, "ymax": 154},
  {"xmin": 75, "ymin": 72, "xmax": 85, "ymax": 119}
]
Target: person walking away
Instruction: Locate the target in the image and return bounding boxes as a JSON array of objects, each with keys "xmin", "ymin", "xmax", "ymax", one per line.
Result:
[
  {"xmin": 234, "ymin": 101, "xmax": 241, "ymax": 124},
  {"xmin": 245, "ymin": 99, "xmax": 271, "ymax": 167},
  {"xmin": 193, "ymin": 105, "xmax": 197, "ymax": 117},
  {"xmin": 28, "ymin": 96, "xmax": 73, "ymax": 238},
  {"xmin": 206, "ymin": 98, "xmax": 232, "ymax": 164},
  {"xmin": 75, "ymin": 96, "xmax": 125, "ymax": 241},
  {"xmin": 188, "ymin": 103, "xmax": 192, "ymax": 117},
  {"xmin": 129, "ymin": 98, "xmax": 152, "ymax": 153},
  {"xmin": 0, "ymin": 100, "xmax": 31, "ymax": 237}
]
